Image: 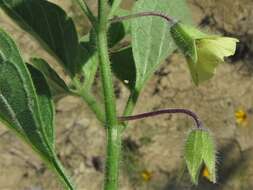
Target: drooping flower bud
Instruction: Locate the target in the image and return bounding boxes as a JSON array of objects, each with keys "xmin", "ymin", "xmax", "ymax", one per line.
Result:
[{"xmin": 184, "ymin": 129, "xmax": 216, "ymax": 184}]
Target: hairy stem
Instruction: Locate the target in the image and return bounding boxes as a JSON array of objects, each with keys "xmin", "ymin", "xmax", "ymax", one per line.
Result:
[
  {"xmin": 110, "ymin": 11, "xmax": 176, "ymax": 24},
  {"xmin": 97, "ymin": 0, "xmax": 117, "ymax": 126},
  {"xmin": 122, "ymin": 84, "xmax": 144, "ymax": 130},
  {"xmin": 119, "ymin": 108, "xmax": 203, "ymax": 129},
  {"xmin": 77, "ymin": 90, "xmax": 106, "ymax": 123},
  {"xmin": 70, "ymin": 78, "xmax": 105, "ymax": 123},
  {"xmin": 123, "ymin": 89, "xmax": 140, "ymax": 117},
  {"xmin": 97, "ymin": 0, "xmax": 120, "ymax": 190}
]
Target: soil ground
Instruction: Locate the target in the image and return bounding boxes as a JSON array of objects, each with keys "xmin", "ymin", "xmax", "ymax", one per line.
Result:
[{"xmin": 1, "ymin": 0, "xmax": 253, "ymax": 189}]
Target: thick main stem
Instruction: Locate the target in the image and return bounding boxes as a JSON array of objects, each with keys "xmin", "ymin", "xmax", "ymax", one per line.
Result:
[{"xmin": 97, "ymin": 0, "xmax": 120, "ymax": 190}]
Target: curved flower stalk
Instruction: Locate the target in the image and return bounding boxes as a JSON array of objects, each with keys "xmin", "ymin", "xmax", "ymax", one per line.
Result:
[{"xmin": 170, "ymin": 23, "xmax": 239, "ymax": 85}]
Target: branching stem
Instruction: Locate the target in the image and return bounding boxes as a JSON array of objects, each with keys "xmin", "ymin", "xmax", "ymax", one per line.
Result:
[
  {"xmin": 119, "ymin": 108, "xmax": 203, "ymax": 129},
  {"xmin": 110, "ymin": 11, "xmax": 176, "ymax": 24}
]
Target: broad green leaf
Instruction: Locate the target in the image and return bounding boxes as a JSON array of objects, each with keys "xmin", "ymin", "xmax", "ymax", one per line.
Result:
[
  {"xmin": 109, "ymin": 9, "xmax": 131, "ymax": 48},
  {"xmin": 0, "ymin": 0, "xmax": 82, "ymax": 76},
  {"xmin": 30, "ymin": 58, "xmax": 70, "ymax": 99},
  {"xmin": 131, "ymin": 0, "xmax": 192, "ymax": 89},
  {"xmin": 0, "ymin": 28, "xmax": 53, "ymax": 157},
  {"xmin": 111, "ymin": 47, "xmax": 136, "ymax": 89},
  {"xmin": 184, "ymin": 129, "xmax": 216, "ymax": 184},
  {"xmin": 0, "ymin": 28, "xmax": 74, "ymax": 190},
  {"xmin": 109, "ymin": 22, "xmax": 128, "ymax": 48},
  {"xmin": 109, "ymin": 9, "xmax": 136, "ymax": 88},
  {"xmin": 27, "ymin": 64, "xmax": 55, "ymax": 147}
]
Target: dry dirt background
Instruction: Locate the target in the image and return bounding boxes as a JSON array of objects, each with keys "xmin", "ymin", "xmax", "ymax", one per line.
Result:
[{"xmin": 1, "ymin": 0, "xmax": 253, "ymax": 190}]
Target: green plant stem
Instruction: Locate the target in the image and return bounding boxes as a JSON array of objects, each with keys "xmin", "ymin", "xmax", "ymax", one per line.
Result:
[
  {"xmin": 70, "ymin": 78, "xmax": 105, "ymax": 123},
  {"xmin": 77, "ymin": 90, "xmax": 106, "ymax": 123},
  {"xmin": 121, "ymin": 89, "xmax": 140, "ymax": 131},
  {"xmin": 75, "ymin": 0, "xmax": 97, "ymax": 26},
  {"xmin": 119, "ymin": 108, "xmax": 203, "ymax": 129},
  {"xmin": 123, "ymin": 89, "xmax": 140, "ymax": 117},
  {"xmin": 97, "ymin": 0, "xmax": 117, "ymax": 126},
  {"xmin": 109, "ymin": 0, "xmax": 122, "ymax": 18},
  {"xmin": 109, "ymin": 11, "xmax": 176, "ymax": 24},
  {"xmin": 97, "ymin": 0, "xmax": 120, "ymax": 190},
  {"xmin": 104, "ymin": 125, "xmax": 122, "ymax": 190}
]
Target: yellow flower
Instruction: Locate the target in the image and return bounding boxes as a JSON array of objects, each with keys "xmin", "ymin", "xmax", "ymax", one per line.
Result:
[
  {"xmin": 171, "ymin": 23, "xmax": 239, "ymax": 85},
  {"xmin": 140, "ymin": 170, "xmax": 153, "ymax": 182},
  {"xmin": 235, "ymin": 109, "xmax": 247, "ymax": 126},
  {"xmin": 202, "ymin": 166, "xmax": 212, "ymax": 181}
]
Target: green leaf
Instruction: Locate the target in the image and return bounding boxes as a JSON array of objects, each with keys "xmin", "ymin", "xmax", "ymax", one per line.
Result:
[
  {"xmin": 109, "ymin": 9, "xmax": 136, "ymax": 88},
  {"xmin": 184, "ymin": 129, "xmax": 216, "ymax": 184},
  {"xmin": 30, "ymin": 58, "xmax": 70, "ymax": 99},
  {"xmin": 0, "ymin": 28, "xmax": 53, "ymax": 157},
  {"xmin": 0, "ymin": 28, "xmax": 75, "ymax": 190},
  {"xmin": 0, "ymin": 0, "xmax": 82, "ymax": 76},
  {"xmin": 111, "ymin": 47, "xmax": 136, "ymax": 89},
  {"xmin": 131, "ymin": 0, "xmax": 192, "ymax": 90},
  {"xmin": 109, "ymin": 9, "xmax": 131, "ymax": 48},
  {"xmin": 27, "ymin": 64, "xmax": 55, "ymax": 147}
]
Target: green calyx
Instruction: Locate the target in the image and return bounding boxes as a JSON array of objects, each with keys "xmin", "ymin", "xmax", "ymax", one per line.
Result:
[
  {"xmin": 184, "ymin": 129, "xmax": 216, "ymax": 184},
  {"xmin": 170, "ymin": 22, "xmax": 206, "ymax": 63}
]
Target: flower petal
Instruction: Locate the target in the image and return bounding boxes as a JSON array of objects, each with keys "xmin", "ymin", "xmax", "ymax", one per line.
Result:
[
  {"xmin": 187, "ymin": 47, "xmax": 221, "ymax": 85},
  {"xmin": 197, "ymin": 37, "xmax": 239, "ymax": 60}
]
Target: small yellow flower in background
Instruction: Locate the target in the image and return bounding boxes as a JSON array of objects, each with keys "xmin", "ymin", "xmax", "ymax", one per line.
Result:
[
  {"xmin": 202, "ymin": 166, "xmax": 212, "ymax": 181},
  {"xmin": 170, "ymin": 22, "xmax": 239, "ymax": 85},
  {"xmin": 235, "ymin": 109, "xmax": 247, "ymax": 126},
  {"xmin": 140, "ymin": 170, "xmax": 153, "ymax": 182}
]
